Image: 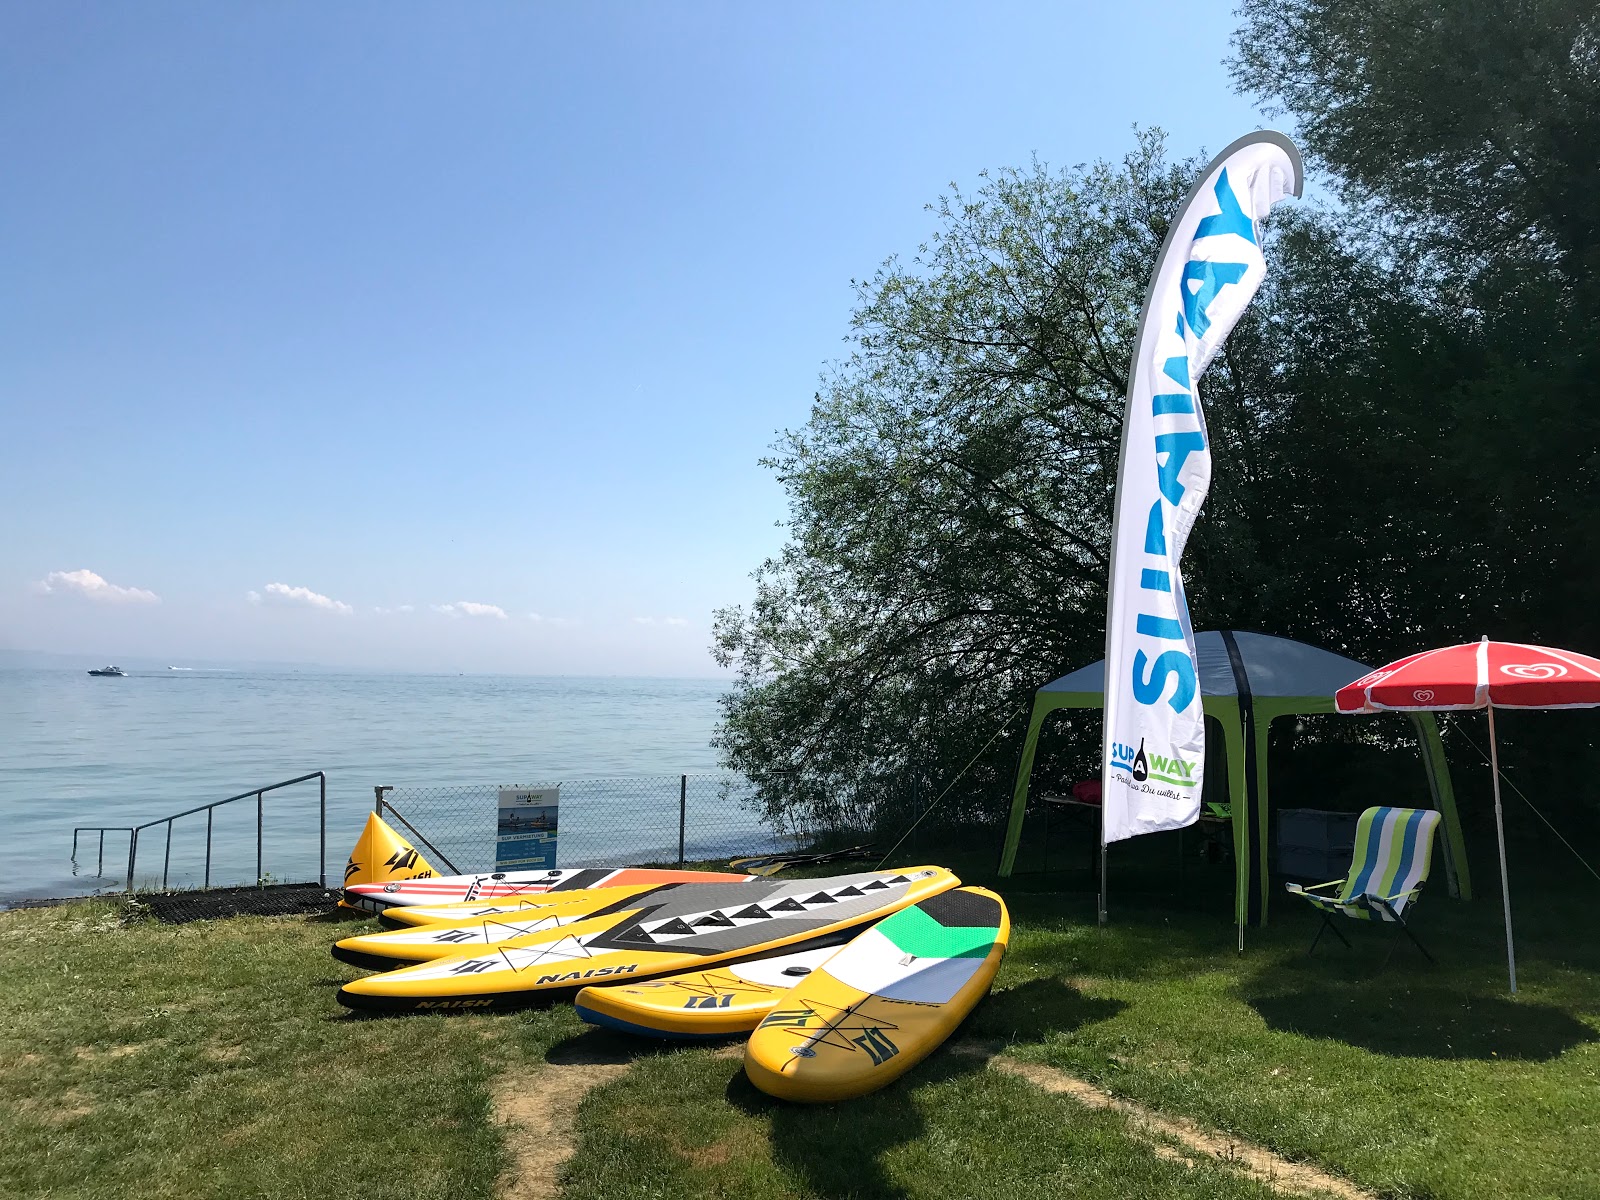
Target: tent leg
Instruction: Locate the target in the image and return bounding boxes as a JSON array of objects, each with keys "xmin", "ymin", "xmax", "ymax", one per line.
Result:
[{"xmin": 1487, "ymin": 706, "xmax": 1517, "ymax": 993}]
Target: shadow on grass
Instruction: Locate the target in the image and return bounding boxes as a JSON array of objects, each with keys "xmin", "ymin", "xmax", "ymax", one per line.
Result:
[
  {"xmin": 1245, "ymin": 978, "xmax": 1597, "ymax": 1061},
  {"xmin": 726, "ymin": 978, "xmax": 1121, "ymax": 1199},
  {"xmin": 728, "ymin": 1050, "xmax": 981, "ymax": 1200},
  {"xmin": 544, "ymin": 1025, "xmax": 680, "ymax": 1068},
  {"xmin": 303, "ymin": 907, "xmax": 370, "ymax": 926},
  {"xmin": 964, "ymin": 975, "xmax": 1126, "ymax": 1044}
]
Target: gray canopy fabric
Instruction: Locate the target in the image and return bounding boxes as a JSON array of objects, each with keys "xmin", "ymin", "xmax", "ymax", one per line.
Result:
[{"xmin": 996, "ymin": 630, "xmax": 1469, "ymax": 927}]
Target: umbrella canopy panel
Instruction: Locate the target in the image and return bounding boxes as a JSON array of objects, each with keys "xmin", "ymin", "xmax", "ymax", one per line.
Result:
[{"xmin": 998, "ymin": 631, "xmax": 1470, "ymax": 927}]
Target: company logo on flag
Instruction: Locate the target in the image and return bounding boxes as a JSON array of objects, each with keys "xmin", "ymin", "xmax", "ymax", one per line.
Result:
[{"xmin": 1101, "ymin": 133, "xmax": 1302, "ymax": 844}]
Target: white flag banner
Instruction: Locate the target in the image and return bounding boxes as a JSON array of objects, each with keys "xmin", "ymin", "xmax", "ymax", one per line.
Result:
[{"xmin": 1101, "ymin": 133, "xmax": 1302, "ymax": 844}]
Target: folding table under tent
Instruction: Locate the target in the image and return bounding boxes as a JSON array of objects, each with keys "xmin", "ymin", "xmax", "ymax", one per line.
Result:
[{"xmin": 996, "ymin": 630, "xmax": 1471, "ymax": 928}]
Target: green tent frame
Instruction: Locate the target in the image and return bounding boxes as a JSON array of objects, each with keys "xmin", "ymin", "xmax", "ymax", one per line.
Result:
[{"xmin": 996, "ymin": 631, "xmax": 1471, "ymax": 927}]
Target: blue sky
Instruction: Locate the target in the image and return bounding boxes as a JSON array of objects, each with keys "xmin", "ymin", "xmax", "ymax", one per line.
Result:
[{"xmin": 1, "ymin": 2, "xmax": 1269, "ymax": 676}]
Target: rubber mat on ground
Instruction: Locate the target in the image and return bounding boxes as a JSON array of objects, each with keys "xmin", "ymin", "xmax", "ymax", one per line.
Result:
[{"xmin": 142, "ymin": 882, "xmax": 335, "ymax": 924}]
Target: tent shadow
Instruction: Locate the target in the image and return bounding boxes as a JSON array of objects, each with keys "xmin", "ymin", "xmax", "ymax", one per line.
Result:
[
  {"xmin": 725, "ymin": 977, "xmax": 1123, "ymax": 1199},
  {"xmin": 1245, "ymin": 979, "xmax": 1596, "ymax": 1061}
]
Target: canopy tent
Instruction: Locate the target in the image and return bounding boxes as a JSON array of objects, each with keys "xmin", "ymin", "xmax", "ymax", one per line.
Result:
[{"xmin": 996, "ymin": 630, "xmax": 1471, "ymax": 928}]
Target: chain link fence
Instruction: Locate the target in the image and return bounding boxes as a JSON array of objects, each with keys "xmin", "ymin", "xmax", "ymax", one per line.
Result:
[{"xmin": 375, "ymin": 774, "xmax": 811, "ymax": 874}]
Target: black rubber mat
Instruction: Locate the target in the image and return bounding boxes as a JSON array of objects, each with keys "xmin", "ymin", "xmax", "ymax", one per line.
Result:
[{"xmin": 142, "ymin": 882, "xmax": 336, "ymax": 924}]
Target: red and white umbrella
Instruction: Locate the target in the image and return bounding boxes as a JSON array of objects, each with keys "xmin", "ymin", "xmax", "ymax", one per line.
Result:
[{"xmin": 1336, "ymin": 638, "xmax": 1600, "ymax": 991}]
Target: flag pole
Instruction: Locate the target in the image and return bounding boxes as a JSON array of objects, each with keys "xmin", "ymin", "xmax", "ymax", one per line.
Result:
[
  {"xmin": 1487, "ymin": 703, "xmax": 1518, "ymax": 993},
  {"xmin": 1098, "ymin": 825, "xmax": 1108, "ymax": 926}
]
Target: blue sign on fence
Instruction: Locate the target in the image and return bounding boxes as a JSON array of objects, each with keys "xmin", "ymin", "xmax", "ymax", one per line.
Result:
[{"xmin": 496, "ymin": 786, "xmax": 559, "ymax": 869}]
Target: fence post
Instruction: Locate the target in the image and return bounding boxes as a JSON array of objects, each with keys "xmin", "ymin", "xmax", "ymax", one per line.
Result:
[
  {"xmin": 256, "ymin": 791, "xmax": 264, "ymax": 887},
  {"xmin": 205, "ymin": 808, "xmax": 213, "ymax": 888},
  {"xmin": 126, "ymin": 829, "xmax": 138, "ymax": 893},
  {"xmin": 374, "ymin": 785, "xmax": 391, "ymax": 816},
  {"xmin": 678, "ymin": 775, "xmax": 687, "ymax": 866},
  {"xmin": 163, "ymin": 821, "xmax": 173, "ymax": 890},
  {"xmin": 318, "ymin": 773, "xmax": 327, "ymax": 888}
]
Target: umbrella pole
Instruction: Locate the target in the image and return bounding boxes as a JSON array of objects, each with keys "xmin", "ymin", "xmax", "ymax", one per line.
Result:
[{"xmin": 1487, "ymin": 705, "xmax": 1518, "ymax": 994}]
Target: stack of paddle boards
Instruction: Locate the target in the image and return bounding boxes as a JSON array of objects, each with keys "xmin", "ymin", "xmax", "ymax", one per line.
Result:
[
  {"xmin": 581, "ymin": 885, "xmax": 1009, "ymax": 1102},
  {"xmin": 333, "ymin": 866, "xmax": 959, "ymax": 1014}
]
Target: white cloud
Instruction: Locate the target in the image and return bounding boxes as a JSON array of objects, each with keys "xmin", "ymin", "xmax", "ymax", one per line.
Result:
[
  {"xmin": 247, "ymin": 590, "xmax": 262, "ymax": 605},
  {"xmin": 528, "ymin": 612, "xmax": 576, "ymax": 626},
  {"xmin": 632, "ymin": 616, "xmax": 690, "ymax": 627},
  {"xmin": 260, "ymin": 582, "xmax": 353, "ymax": 615},
  {"xmin": 373, "ymin": 604, "xmax": 415, "ymax": 615},
  {"xmin": 38, "ymin": 569, "xmax": 160, "ymax": 604},
  {"xmin": 433, "ymin": 601, "xmax": 508, "ymax": 620}
]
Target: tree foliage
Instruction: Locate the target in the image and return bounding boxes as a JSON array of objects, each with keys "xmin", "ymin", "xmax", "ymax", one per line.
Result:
[{"xmin": 717, "ymin": 1, "xmax": 1600, "ymax": 837}]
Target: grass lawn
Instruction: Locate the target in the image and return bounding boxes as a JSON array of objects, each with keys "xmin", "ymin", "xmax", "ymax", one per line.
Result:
[{"xmin": 2, "ymin": 844, "xmax": 1596, "ymax": 1199}]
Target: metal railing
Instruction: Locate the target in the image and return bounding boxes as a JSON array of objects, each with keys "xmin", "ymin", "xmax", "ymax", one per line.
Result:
[
  {"xmin": 71, "ymin": 771, "xmax": 327, "ymax": 893},
  {"xmin": 373, "ymin": 774, "xmax": 802, "ymax": 874}
]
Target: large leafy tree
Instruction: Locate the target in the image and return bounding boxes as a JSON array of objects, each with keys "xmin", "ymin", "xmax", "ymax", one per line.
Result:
[
  {"xmin": 719, "ymin": 1, "xmax": 1600, "ymax": 836},
  {"xmin": 712, "ymin": 134, "xmax": 1303, "ymax": 832}
]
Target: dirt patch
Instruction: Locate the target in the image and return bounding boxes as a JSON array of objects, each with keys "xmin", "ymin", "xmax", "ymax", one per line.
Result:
[
  {"xmin": 75, "ymin": 1042, "xmax": 155, "ymax": 1061},
  {"xmin": 952, "ymin": 1041, "xmax": 1374, "ymax": 1200},
  {"xmin": 492, "ymin": 1040, "xmax": 637, "ymax": 1200}
]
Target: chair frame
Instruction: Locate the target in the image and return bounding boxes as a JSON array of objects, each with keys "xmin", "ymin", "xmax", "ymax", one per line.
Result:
[
  {"xmin": 1288, "ymin": 806, "xmax": 1440, "ymax": 966},
  {"xmin": 1297, "ymin": 879, "xmax": 1435, "ymax": 964}
]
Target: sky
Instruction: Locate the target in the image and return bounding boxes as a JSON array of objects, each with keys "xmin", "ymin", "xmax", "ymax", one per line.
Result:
[{"xmin": 0, "ymin": 2, "xmax": 1271, "ymax": 676}]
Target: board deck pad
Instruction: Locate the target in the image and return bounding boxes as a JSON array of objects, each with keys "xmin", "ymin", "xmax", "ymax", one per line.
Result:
[
  {"xmin": 335, "ymin": 867, "xmax": 959, "ymax": 1013},
  {"xmin": 743, "ymin": 886, "xmax": 1008, "ymax": 1103},
  {"xmin": 342, "ymin": 866, "xmax": 754, "ymax": 914},
  {"xmin": 574, "ymin": 944, "xmax": 843, "ymax": 1040}
]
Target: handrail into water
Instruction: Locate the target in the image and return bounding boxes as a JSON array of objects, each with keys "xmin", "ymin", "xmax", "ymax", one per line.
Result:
[{"xmin": 71, "ymin": 771, "xmax": 327, "ymax": 893}]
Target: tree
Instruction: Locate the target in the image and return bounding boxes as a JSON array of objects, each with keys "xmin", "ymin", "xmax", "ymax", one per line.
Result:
[
  {"xmin": 1231, "ymin": 0, "xmax": 1600, "ymax": 295},
  {"xmin": 712, "ymin": 134, "xmax": 1292, "ymax": 834},
  {"xmin": 720, "ymin": 2, "xmax": 1600, "ymax": 840}
]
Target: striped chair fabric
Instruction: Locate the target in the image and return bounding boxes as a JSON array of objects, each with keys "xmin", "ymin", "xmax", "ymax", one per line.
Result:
[{"xmin": 1285, "ymin": 806, "xmax": 1440, "ymax": 923}]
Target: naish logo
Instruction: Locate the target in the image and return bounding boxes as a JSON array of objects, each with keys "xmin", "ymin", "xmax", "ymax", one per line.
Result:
[
  {"xmin": 384, "ymin": 848, "xmax": 421, "ymax": 870},
  {"xmin": 1109, "ymin": 737, "xmax": 1197, "ymax": 787},
  {"xmin": 534, "ymin": 964, "xmax": 639, "ymax": 986},
  {"xmin": 415, "ymin": 998, "xmax": 495, "ymax": 1009}
]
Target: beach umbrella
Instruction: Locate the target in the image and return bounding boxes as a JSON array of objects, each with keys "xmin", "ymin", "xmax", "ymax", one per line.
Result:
[{"xmin": 1335, "ymin": 637, "xmax": 1600, "ymax": 992}]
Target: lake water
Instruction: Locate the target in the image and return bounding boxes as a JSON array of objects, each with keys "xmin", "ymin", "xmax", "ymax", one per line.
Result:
[{"xmin": 0, "ymin": 668, "xmax": 745, "ymax": 903}]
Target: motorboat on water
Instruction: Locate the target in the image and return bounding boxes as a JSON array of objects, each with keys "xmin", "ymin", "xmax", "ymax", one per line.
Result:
[{"xmin": 87, "ymin": 666, "xmax": 127, "ymax": 677}]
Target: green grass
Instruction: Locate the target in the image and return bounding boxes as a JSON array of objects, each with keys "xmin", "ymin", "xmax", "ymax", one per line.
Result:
[{"xmin": 2, "ymin": 847, "xmax": 1597, "ymax": 1200}]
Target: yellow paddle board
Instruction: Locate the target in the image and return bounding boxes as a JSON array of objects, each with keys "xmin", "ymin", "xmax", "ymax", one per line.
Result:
[
  {"xmin": 342, "ymin": 865, "xmax": 754, "ymax": 915},
  {"xmin": 334, "ymin": 889, "xmax": 670, "ymax": 970},
  {"xmin": 336, "ymin": 867, "xmax": 959, "ymax": 1013},
  {"xmin": 743, "ymin": 886, "xmax": 1008, "ymax": 1102},
  {"xmin": 371, "ymin": 883, "xmax": 671, "ymax": 930},
  {"xmin": 575, "ymin": 943, "xmax": 842, "ymax": 1040}
]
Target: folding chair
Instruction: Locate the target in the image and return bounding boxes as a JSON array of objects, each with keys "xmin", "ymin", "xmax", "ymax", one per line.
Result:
[{"xmin": 1285, "ymin": 806, "xmax": 1441, "ymax": 963}]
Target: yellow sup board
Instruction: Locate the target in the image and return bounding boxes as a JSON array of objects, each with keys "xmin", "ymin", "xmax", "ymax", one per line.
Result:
[
  {"xmin": 743, "ymin": 886, "xmax": 1008, "ymax": 1102},
  {"xmin": 371, "ymin": 884, "xmax": 671, "ymax": 931},
  {"xmin": 336, "ymin": 867, "xmax": 959, "ymax": 1013},
  {"xmin": 574, "ymin": 943, "xmax": 842, "ymax": 1040},
  {"xmin": 334, "ymin": 887, "xmax": 674, "ymax": 970},
  {"xmin": 342, "ymin": 866, "xmax": 754, "ymax": 915}
]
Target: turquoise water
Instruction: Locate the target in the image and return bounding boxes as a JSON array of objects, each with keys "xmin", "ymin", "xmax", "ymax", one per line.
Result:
[{"xmin": 0, "ymin": 668, "xmax": 735, "ymax": 902}]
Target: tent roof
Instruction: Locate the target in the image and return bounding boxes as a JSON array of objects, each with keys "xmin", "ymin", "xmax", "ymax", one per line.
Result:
[{"xmin": 1039, "ymin": 630, "xmax": 1371, "ymax": 701}]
